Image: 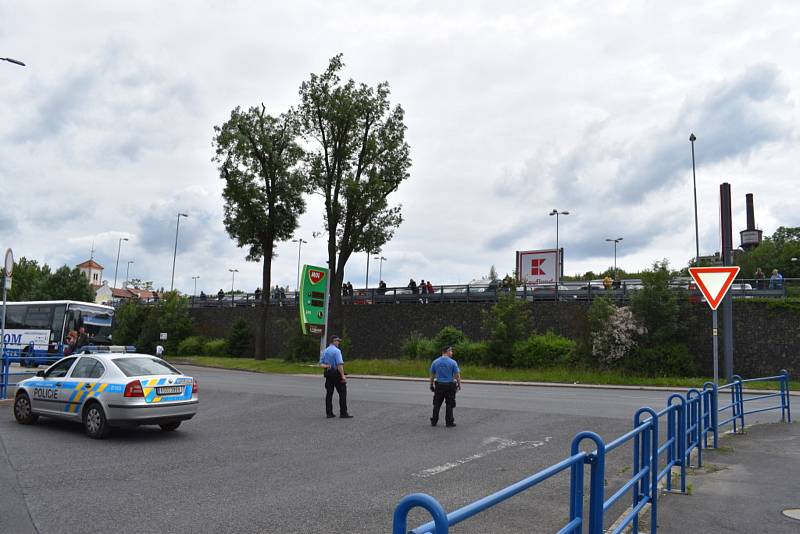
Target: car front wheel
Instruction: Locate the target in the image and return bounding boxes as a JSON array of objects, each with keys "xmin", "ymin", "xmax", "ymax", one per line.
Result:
[
  {"xmin": 83, "ymin": 402, "xmax": 111, "ymax": 439},
  {"xmin": 159, "ymin": 421, "xmax": 181, "ymax": 432},
  {"xmin": 14, "ymin": 393, "xmax": 38, "ymax": 424}
]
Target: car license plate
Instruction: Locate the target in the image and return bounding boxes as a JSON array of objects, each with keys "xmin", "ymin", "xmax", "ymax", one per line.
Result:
[{"xmin": 156, "ymin": 386, "xmax": 183, "ymax": 395}]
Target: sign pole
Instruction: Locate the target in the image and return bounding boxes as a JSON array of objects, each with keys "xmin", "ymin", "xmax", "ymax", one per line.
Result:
[
  {"xmin": 1, "ymin": 248, "xmax": 13, "ymax": 400},
  {"xmin": 712, "ymin": 309, "xmax": 719, "ymax": 386}
]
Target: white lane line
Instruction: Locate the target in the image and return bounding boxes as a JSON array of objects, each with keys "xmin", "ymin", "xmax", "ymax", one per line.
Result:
[{"xmin": 413, "ymin": 436, "xmax": 552, "ymax": 478}]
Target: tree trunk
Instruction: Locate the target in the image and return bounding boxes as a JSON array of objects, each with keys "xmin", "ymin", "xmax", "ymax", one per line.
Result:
[{"xmin": 255, "ymin": 250, "xmax": 273, "ymax": 360}]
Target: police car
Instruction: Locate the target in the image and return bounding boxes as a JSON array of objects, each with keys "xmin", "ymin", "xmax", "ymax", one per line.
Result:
[{"xmin": 13, "ymin": 353, "xmax": 198, "ymax": 439}]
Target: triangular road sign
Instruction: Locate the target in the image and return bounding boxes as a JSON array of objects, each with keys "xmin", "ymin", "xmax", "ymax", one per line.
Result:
[{"xmin": 688, "ymin": 266, "xmax": 740, "ymax": 310}]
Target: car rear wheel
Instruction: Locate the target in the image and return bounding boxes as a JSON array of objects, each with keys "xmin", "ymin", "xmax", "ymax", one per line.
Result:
[
  {"xmin": 83, "ymin": 402, "xmax": 111, "ymax": 439},
  {"xmin": 159, "ymin": 421, "xmax": 181, "ymax": 432},
  {"xmin": 14, "ymin": 393, "xmax": 38, "ymax": 424}
]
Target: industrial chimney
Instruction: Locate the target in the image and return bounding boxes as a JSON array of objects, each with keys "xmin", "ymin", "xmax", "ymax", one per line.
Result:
[{"xmin": 739, "ymin": 193, "xmax": 763, "ymax": 250}]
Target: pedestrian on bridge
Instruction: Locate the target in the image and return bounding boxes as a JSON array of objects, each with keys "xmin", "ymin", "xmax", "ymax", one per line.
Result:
[
  {"xmin": 320, "ymin": 335, "xmax": 353, "ymax": 419},
  {"xmin": 430, "ymin": 346, "xmax": 461, "ymax": 427}
]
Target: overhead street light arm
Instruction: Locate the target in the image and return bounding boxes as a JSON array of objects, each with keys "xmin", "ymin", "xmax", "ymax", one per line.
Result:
[{"xmin": 1, "ymin": 57, "xmax": 25, "ymax": 66}]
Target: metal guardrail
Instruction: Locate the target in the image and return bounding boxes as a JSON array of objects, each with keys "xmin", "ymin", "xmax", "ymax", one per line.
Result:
[
  {"xmin": 173, "ymin": 277, "xmax": 797, "ymax": 308},
  {"xmin": 393, "ymin": 370, "xmax": 791, "ymax": 534}
]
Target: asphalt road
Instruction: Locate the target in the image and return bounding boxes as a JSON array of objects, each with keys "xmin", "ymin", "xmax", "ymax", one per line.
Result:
[{"xmin": 0, "ymin": 367, "xmax": 784, "ymax": 533}]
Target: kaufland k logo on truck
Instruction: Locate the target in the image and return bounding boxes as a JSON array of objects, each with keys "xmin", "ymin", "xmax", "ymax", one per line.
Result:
[{"xmin": 308, "ymin": 269, "xmax": 325, "ymax": 285}]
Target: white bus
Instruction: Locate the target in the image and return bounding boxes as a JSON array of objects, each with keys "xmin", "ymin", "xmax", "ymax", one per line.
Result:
[{"xmin": 1, "ymin": 300, "xmax": 115, "ymax": 365}]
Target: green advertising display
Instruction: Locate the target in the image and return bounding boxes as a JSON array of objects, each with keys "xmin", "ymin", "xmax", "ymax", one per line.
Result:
[{"xmin": 299, "ymin": 264, "xmax": 329, "ymax": 336}]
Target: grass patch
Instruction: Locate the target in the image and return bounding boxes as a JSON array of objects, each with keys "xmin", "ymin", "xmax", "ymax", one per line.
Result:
[{"xmin": 169, "ymin": 356, "xmax": 799, "ymax": 390}]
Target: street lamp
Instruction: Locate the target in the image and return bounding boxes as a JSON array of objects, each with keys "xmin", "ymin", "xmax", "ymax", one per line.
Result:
[
  {"xmin": 374, "ymin": 255, "xmax": 387, "ymax": 283},
  {"xmin": 113, "ymin": 237, "xmax": 129, "ymax": 288},
  {"xmin": 690, "ymin": 133, "xmax": 700, "ymax": 266},
  {"xmin": 549, "ymin": 209, "xmax": 569, "ymax": 280},
  {"xmin": 192, "ymin": 276, "xmax": 200, "ymax": 298},
  {"xmin": 605, "ymin": 237, "xmax": 623, "ymax": 280},
  {"xmin": 125, "ymin": 260, "xmax": 134, "ymax": 287},
  {"xmin": 228, "ymin": 269, "xmax": 238, "ymax": 302},
  {"xmin": 292, "ymin": 238, "xmax": 307, "ymax": 292},
  {"xmin": 1, "ymin": 57, "xmax": 25, "ymax": 67},
  {"xmin": 170, "ymin": 212, "xmax": 188, "ymax": 291}
]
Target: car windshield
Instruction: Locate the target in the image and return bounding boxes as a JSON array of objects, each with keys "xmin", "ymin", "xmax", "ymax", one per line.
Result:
[{"xmin": 112, "ymin": 357, "xmax": 181, "ymax": 377}]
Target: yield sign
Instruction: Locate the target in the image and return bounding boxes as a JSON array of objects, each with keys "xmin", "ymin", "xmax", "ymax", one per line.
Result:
[{"xmin": 688, "ymin": 266, "xmax": 740, "ymax": 310}]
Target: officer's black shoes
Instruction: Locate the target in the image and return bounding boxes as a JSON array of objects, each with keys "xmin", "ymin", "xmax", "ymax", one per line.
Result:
[
  {"xmin": 430, "ymin": 418, "xmax": 437, "ymax": 427},
  {"xmin": 340, "ymin": 414, "xmax": 354, "ymax": 419},
  {"xmin": 326, "ymin": 414, "xmax": 336, "ymax": 419},
  {"xmin": 446, "ymin": 423, "xmax": 456, "ymax": 428}
]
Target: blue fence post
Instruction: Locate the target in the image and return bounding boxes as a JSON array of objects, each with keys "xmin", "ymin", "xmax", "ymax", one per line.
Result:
[
  {"xmin": 568, "ymin": 450, "xmax": 585, "ymax": 529},
  {"xmin": 392, "ymin": 493, "xmax": 449, "ymax": 534},
  {"xmin": 687, "ymin": 389, "xmax": 702, "ymax": 468},
  {"xmin": 1, "ymin": 345, "xmax": 8, "ymax": 400},
  {"xmin": 667, "ymin": 393, "xmax": 687, "ymax": 493},
  {"xmin": 571, "ymin": 431, "xmax": 605, "ymax": 534},
  {"xmin": 703, "ymin": 382, "xmax": 718, "ymax": 448},
  {"xmin": 635, "ymin": 407, "xmax": 658, "ymax": 534},
  {"xmin": 780, "ymin": 369, "xmax": 791, "ymax": 423},
  {"xmin": 731, "ymin": 374, "xmax": 745, "ymax": 432}
]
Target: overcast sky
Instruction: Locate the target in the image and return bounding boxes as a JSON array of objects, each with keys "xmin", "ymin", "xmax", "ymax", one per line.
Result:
[{"xmin": 2, "ymin": 1, "xmax": 798, "ymax": 294}]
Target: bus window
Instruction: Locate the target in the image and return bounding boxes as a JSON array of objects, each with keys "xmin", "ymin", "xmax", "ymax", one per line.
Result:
[
  {"xmin": 51, "ymin": 304, "xmax": 66, "ymax": 342},
  {"xmin": 5, "ymin": 305, "xmax": 27, "ymax": 329},
  {"xmin": 25, "ymin": 305, "xmax": 54, "ymax": 330}
]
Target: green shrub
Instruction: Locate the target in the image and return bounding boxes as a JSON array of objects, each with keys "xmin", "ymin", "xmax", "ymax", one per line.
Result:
[
  {"xmin": 228, "ymin": 318, "xmax": 252, "ymax": 357},
  {"xmin": 400, "ymin": 332, "xmax": 438, "ymax": 360},
  {"xmin": 282, "ymin": 320, "xmax": 321, "ymax": 362},
  {"xmin": 203, "ymin": 338, "xmax": 230, "ymax": 357},
  {"xmin": 482, "ymin": 294, "xmax": 533, "ymax": 367},
  {"xmin": 453, "ymin": 341, "xmax": 489, "ymax": 365},
  {"xmin": 135, "ymin": 307, "xmax": 161, "ymax": 355},
  {"xmin": 512, "ymin": 332, "xmax": 576, "ymax": 368},
  {"xmin": 625, "ymin": 343, "xmax": 696, "ymax": 377},
  {"xmin": 433, "ymin": 326, "xmax": 467, "ymax": 350},
  {"xmin": 177, "ymin": 336, "xmax": 206, "ymax": 356}
]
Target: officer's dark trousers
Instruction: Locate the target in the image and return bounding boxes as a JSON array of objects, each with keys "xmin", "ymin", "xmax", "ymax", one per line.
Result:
[
  {"xmin": 432, "ymin": 382, "xmax": 457, "ymax": 425},
  {"xmin": 325, "ymin": 371, "xmax": 348, "ymax": 416}
]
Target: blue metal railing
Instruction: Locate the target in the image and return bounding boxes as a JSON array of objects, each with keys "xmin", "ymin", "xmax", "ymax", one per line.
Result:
[
  {"xmin": 393, "ymin": 371, "xmax": 791, "ymax": 534},
  {"xmin": 1, "ymin": 346, "xmax": 65, "ymax": 399}
]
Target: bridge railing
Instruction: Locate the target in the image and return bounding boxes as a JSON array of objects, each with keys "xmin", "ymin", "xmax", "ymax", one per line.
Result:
[{"xmin": 393, "ymin": 371, "xmax": 791, "ymax": 534}]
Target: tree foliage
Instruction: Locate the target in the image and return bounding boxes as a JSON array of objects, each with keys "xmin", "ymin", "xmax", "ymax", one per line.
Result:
[
  {"xmin": 629, "ymin": 260, "xmax": 682, "ymax": 345},
  {"xmin": 3, "ymin": 257, "xmax": 94, "ymax": 302},
  {"xmin": 736, "ymin": 226, "xmax": 800, "ymax": 279},
  {"xmin": 213, "ymin": 105, "xmax": 306, "ymax": 359},
  {"xmin": 298, "ymin": 54, "xmax": 412, "ymax": 334},
  {"xmin": 482, "ymin": 294, "xmax": 533, "ymax": 366}
]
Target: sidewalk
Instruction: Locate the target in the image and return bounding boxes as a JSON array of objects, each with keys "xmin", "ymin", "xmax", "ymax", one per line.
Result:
[{"xmin": 656, "ymin": 420, "xmax": 800, "ymax": 533}]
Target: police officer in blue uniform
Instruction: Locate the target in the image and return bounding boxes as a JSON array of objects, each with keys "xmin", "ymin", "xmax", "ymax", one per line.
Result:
[
  {"xmin": 429, "ymin": 346, "xmax": 461, "ymax": 427},
  {"xmin": 319, "ymin": 335, "xmax": 353, "ymax": 419}
]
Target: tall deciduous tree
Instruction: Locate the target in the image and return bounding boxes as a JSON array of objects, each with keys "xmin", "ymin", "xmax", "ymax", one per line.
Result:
[
  {"xmin": 298, "ymin": 55, "xmax": 411, "ymax": 336},
  {"xmin": 213, "ymin": 105, "xmax": 305, "ymax": 359}
]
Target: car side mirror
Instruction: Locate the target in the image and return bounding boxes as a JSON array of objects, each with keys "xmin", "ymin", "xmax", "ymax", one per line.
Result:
[{"xmin": 36, "ymin": 370, "xmax": 45, "ymax": 377}]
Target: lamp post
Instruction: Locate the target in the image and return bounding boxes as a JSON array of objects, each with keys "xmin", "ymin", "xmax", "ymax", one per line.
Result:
[
  {"xmin": 549, "ymin": 209, "xmax": 569, "ymax": 280},
  {"xmin": 228, "ymin": 269, "xmax": 238, "ymax": 305},
  {"xmin": 374, "ymin": 255, "xmax": 387, "ymax": 283},
  {"xmin": 192, "ymin": 276, "xmax": 200, "ymax": 298},
  {"xmin": 113, "ymin": 237, "xmax": 129, "ymax": 288},
  {"xmin": 170, "ymin": 212, "xmax": 188, "ymax": 291},
  {"xmin": 690, "ymin": 133, "xmax": 700, "ymax": 266},
  {"xmin": 365, "ymin": 252, "xmax": 371, "ymax": 289},
  {"xmin": 292, "ymin": 238, "xmax": 307, "ymax": 292},
  {"xmin": 1, "ymin": 57, "xmax": 25, "ymax": 67},
  {"xmin": 125, "ymin": 261, "xmax": 134, "ymax": 287},
  {"xmin": 605, "ymin": 237, "xmax": 623, "ymax": 280}
]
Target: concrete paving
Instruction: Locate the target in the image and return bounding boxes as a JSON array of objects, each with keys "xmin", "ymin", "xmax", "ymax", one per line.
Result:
[
  {"xmin": 0, "ymin": 367, "xmax": 788, "ymax": 533},
  {"xmin": 657, "ymin": 419, "xmax": 799, "ymax": 534}
]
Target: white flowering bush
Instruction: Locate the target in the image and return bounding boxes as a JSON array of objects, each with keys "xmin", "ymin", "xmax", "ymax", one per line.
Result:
[{"xmin": 591, "ymin": 305, "xmax": 646, "ymax": 365}]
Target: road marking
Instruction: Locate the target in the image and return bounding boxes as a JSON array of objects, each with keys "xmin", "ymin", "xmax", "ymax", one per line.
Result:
[{"xmin": 413, "ymin": 436, "xmax": 552, "ymax": 478}]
